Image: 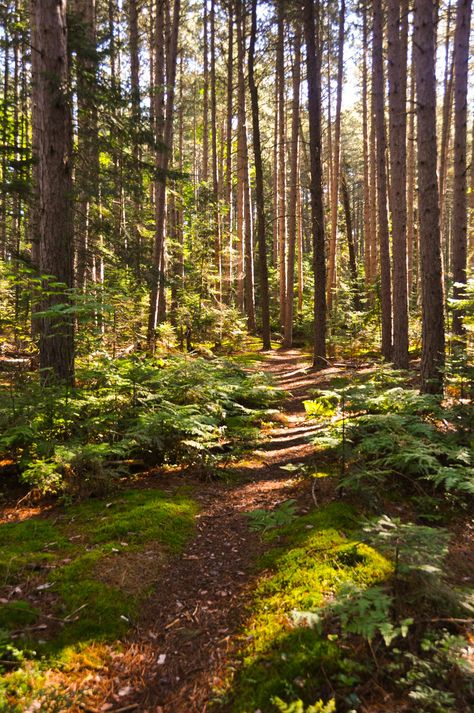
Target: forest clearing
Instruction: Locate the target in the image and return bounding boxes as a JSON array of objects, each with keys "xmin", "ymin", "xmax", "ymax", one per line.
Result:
[{"xmin": 0, "ymin": 0, "xmax": 473, "ymax": 710}]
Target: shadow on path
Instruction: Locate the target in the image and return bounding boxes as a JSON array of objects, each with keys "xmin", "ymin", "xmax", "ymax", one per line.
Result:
[{"xmin": 91, "ymin": 349, "xmax": 343, "ymax": 713}]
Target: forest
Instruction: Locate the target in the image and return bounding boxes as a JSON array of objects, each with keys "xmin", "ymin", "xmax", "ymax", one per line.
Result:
[{"xmin": 0, "ymin": 0, "xmax": 473, "ymax": 710}]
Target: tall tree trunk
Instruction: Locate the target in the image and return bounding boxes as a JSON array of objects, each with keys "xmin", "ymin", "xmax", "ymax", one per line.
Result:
[
  {"xmin": 439, "ymin": 1, "xmax": 454, "ymax": 246},
  {"xmin": 469, "ymin": 120, "xmax": 474, "ymax": 272},
  {"xmin": 304, "ymin": 0, "xmax": 326, "ymax": 369},
  {"xmin": 297, "ymin": 163, "xmax": 304, "ymax": 314},
  {"xmin": 31, "ymin": 0, "xmax": 74, "ymax": 384},
  {"xmin": 369, "ymin": 70, "xmax": 378, "ymax": 288},
  {"xmin": 225, "ymin": 1, "xmax": 234, "ymax": 297},
  {"xmin": 210, "ymin": 0, "xmax": 221, "ymax": 300},
  {"xmin": 283, "ymin": 25, "xmax": 301, "ymax": 348},
  {"xmin": 277, "ymin": 0, "xmax": 286, "ymax": 327},
  {"xmin": 128, "ymin": 0, "xmax": 142, "ymax": 278},
  {"xmin": 414, "ymin": 0, "xmax": 445, "ymax": 393},
  {"xmin": 407, "ymin": 63, "xmax": 416, "ymax": 298},
  {"xmin": 74, "ymin": 0, "xmax": 99, "ymax": 290},
  {"xmin": 388, "ymin": 0, "xmax": 409, "ymax": 368},
  {"xmin": 202, "ymin": 0, "xmax": 209, "ymax": 182},
  {"xmin": 248, "ymin": 0, "xmax": 271, "ymax": 350},
  {"xmin": 236, "ymin": 0, "xmax": 255, "ymax": 329},
  {"xmin": 373, "ymin": 0, "xmax": 392, "ymax": 360},
  {"xmin": 451, "ymin": 0, "xmax": 472, "ymax": 336},
  {"xmin": 362, "ymin": 4, "xmax": 372, "ymax": 293},
  {"xmin": 148, "ymin": 0, "xmax": 180, "ymax": 346},
  {"xmin": 341, "ymin": 171, "xmax": 360, "ymax": 309},
  {"xmin": 326, "ymin": 0, "xmax": 345, "ymax": 310}
]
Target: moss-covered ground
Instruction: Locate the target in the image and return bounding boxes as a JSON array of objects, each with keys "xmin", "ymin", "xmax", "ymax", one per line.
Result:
[
  {"xmin": 0, "ymin": 486, "xmax": 197, "ymax": 710},
  {"xmin": 217, "ymin": 502, "xmax": 392, "ymax": 713}
]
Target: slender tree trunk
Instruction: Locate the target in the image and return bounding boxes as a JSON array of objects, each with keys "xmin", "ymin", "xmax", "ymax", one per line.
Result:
[
  {"xmin": 373, "ymin": 0, "xmax": 392, "ymax": 360},
  {"xmin": 283, "ymin": 25, "xmax": 301, "ymax": 348},
  {"xmin": 407, "ymin": 64, "xmax": 416, "ymax": 299},
  {"xmin": 225, "ymin": 1, "xmax": 234, "ymax": 298},
  {"xmin": 327, "ymin": 0, "xmax": 345, "ymax": 310},
  {"xmin": 388, "ymin": 0, "xmax": 409, "ymax": 368},
  {"xmin": 451, "ymin": 0, "xmax": 472, "ymax": 336},
  {"xmin": 272, "ymin": 71, "xmax": 279, "ymax": 268},
  {"xmin": 277, "ymin": 0, "xmax": 286, "ymax": 327},
  {"xmin": 439, "ymin": 1, "xmax": 454, "ymax": 246},
  {"xmin": 362, "ymin": 4, "xmax": 372, "ymax": 293},
  {"xmin": 210, "ymin": 0, "xmax": 221, "ymax": 300},
  {"xmin": 236, "ymin": 0, "xmax": 255, "ymax": 329},
  {"xmin": 248, "ymin": 0, "xmax": 271, "ymax": 349},
  {"xmin": 128, "ymin": 0, "xmax": 142, "ymax": 278},
  {"xmin": 74, "ymin": 0, "xmax": 99, "ymax": 290},
  {"xmin": 148, "ymin": 0, "xmax": 180, "ymax": 345},
  {"xmin": 31, "ymin": 0, "xmax": 74, "ymax": 384},
  {"xmin": 297, "ymin": 162, "xmax": 304, "ymax": 314},
  {"xmin": 341, "ymin": 171, "xmax": 360, "ymax": 309},
  {"xmin": 469, "ymin": 120, "xmax": 474, "ymax": 271},
  {"xmin": 304, "ymin": 0, "xmax": 326, "ymax": 369},
  {"xmin": 414, "ymin": 0, "xmax": 445, "ymax": 393},
  {"xmin": 369, "ymin": 73, "xmax": 378, "ymax": 287},
  {"xmin": 202, "ymin": 0, "xmax": 209, "ymax": 182}
]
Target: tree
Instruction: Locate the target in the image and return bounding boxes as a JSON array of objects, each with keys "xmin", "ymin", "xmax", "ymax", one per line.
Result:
[
  {"xmin": 31, "ymin": 0, "xmax": 74, "ymax": 385},
  {"xmin": 451, "ymin": 0, "xmax": 472, "ymax": 336},
  {"xmin": 326, "ymin": 0, "xmax": 345, "ymax": 311},
  {"xmin": 248, "ymin": 0, "xmax": 271, "ymax": 349},
  {"xmin": 303, "ymin": 0, "xmax": 326, "ymax": 369},
  {"xmin": 148, "ymin": 0, "xmax": 181, "ymax": 347},
  {"xmin": 388, "ymin": 0, "xmax": 409, "ymax": 368},
  {"xmin": 413, "ymin": 0, "xmax": 445, "ymax": 393},
  {"xmin": 283, "ymin": 24, "xmax": 301, "ymax": 348},
  {"xmin": 373, "ymin": 0, "xmax": 392, "ymax": 361}
]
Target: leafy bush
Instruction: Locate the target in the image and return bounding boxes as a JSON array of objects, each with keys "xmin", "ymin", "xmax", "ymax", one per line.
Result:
[
  {"xmin": 306, "ymin": 369, "xmax": 473, "ymax": 503},
  {"xmin": 0, "ymin": 354, "xmax": 282, "ymax": 495}
]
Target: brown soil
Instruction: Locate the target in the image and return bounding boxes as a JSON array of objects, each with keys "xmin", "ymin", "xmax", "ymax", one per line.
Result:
[{"xmin": 76, "ymin": 349, "xmax": 343, "ymax": 713}]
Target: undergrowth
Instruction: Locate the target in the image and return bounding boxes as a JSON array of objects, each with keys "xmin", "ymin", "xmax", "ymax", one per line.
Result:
[
  {"xmin": 222, "ymin": 365, "xmax": 473, "ymax": 712},
  {"xmin": 0, "ymin": 353, "xmax": 282, "ymax": 496}
]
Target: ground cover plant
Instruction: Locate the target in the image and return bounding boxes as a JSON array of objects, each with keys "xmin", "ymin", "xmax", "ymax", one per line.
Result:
[
  {"xmin": 0, "ymin": 353, "xmax": 282, "ymax": 497},
  {"xmin": 218, "ymin": 364, "xmax": 473, "ymax": 713},
  {"xmin": 0, "ymin": 486, "xmax": 197, "ymax": 711}
]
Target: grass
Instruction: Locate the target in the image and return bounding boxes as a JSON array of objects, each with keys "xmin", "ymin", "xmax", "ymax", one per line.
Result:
[
  {"xmin": 0, "ymin": 486, "xmax": 198, "ymax": 711},
  {"xmin": 221, "ymin": 502, "xmax": 392, "ymax": 713}
]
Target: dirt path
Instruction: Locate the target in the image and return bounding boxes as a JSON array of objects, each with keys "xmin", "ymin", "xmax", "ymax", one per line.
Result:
[{"xmin": 93, "ymin": 349, "xmax": 334, "ymax": 713}]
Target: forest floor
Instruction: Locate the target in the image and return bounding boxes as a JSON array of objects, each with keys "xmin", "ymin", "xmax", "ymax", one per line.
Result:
[
  {"xmin": 88, "ymin": 348, "xmax": 339, "ymax": 713},
  {"xmin": 1, "ymin": 348, "xmax": 472, "ymax": 713}
]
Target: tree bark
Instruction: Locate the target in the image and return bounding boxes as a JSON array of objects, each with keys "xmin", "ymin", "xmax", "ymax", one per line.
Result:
[
  {"xmin": 148, "ymin": 0, "xmax": 180, "ymax": 346},
  {"xmin": 31, "ymin": 0, "xmax": 74, "ymax": 384},
  {"xmin": 362, "ymin": 4, "xmax": 372, "ymax": 293},
  {"xmin": 277, "ymin": 0, "xmax": 287, "ymax": 328},
  {"xmin": 451, "ymin": 0, "xmax": 472, "ymax": 336},
  {"xmin": 388, "ymin": 0, "xmax": 409, "ymax": 368},
  {"xmin": 74, "ymin": 0, "xmax": 99, "ymax": 290},
  {"xmin": 248, "ymin": 0, "xmax": 271, "ymax": 350},
  {"xmin": 326, "ymin": 0, "xmax": 345, "ymax": 310},
  {"xmin": 283, "ymin": 25, "xmax": 301, "ymax": 348},
  {"xmin": 341, "ymin": 171, "xmax": 360, "ymax": 309},
  {"xmin": 236, "ymin": 0, "xmax": 255, "ymax": 330},
  {"xmin": 303, "ymin": 0, "xmax": 326, "ymax": 369},
  {"xmin": 373, "ymin": 0, "xmax": 392, "ymax": 361},
  {"xmin": 413, "ymin": 0, "xmax": 445, "ymax": 393}
]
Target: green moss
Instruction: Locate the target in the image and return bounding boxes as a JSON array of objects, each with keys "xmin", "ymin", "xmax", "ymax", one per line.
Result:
[
  {"xmin": 0, "ymin": 485, "xmax": 197, "ymax": 700},
  {"xmin": 226, "ymin": 503, "xmax": 392, "ymax": 713},
  {"xmin": 0, "ymin": 519, "xmax": 69, "ymax": 583},
  {"xmin": 67, "ymin": 487, "xmax": 197, "ymax": 552},
  {"xmin": 0, "ymin": 601, "xmax": 40, "ymax": 630}
]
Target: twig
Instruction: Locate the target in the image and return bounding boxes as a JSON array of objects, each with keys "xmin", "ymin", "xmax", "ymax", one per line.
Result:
[
  {"xmin": 63, "ymin": 603, "xmax": 88, "ymax": 622},
  {"xmin": 311, "ymin": 478, "xmax": 318, "ymax": 507}
]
